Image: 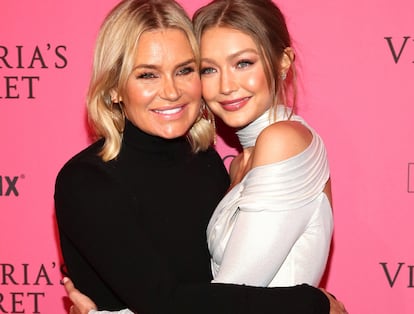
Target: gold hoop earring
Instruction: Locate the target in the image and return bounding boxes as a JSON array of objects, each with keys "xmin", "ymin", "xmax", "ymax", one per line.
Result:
[
  {"xmin": 202, "ymin": 101, "xmax": 216, "ymax": 145},
  {"xmin": 110, "ymin": 101, "xmax": 126, "ymax": 133},
  {"xmin": 210, "ymin": 112, "xmax": 216, "ymax": 145},
  {"xmin": 196, "ymin": 100, "xmax": 216, "ymax": 145}
]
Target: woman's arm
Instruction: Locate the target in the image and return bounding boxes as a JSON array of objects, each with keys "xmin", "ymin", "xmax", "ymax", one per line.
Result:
[
  {"xmin": 64, "ymin": 278, "xmax": 348, "ymax": 314},
  {"xmin": 55, "ymin": 153, "xmax": 331, "ymax": 314}
]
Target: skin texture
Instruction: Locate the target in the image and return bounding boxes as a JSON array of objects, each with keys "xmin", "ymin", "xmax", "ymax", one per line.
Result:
[
  {"xmin": 200, "ymin": 27, "xmax": 272, "ymax": 130},
  {"xmin": 118, "ymin": 29, "xmax": 201, "ymax": 139}
]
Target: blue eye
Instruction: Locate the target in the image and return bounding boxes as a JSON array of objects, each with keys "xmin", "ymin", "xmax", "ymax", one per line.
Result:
[
  {"xmin": 236, "ymin": 60, "xmax": 253, "ymax": 69},
  {"xmin": 137, "ymin": 72, "xmax": 157, "ymax": 79},
  {"xmin": 200, "ymin": 67, "xmax": 216, "ymax": 75},
  {"xmin": 178, "ymin": 66, "xmax": 195, "ymax": 76}
]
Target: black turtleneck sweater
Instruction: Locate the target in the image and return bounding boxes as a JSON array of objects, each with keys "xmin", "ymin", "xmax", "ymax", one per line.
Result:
[{"xmin": 55, "ymin": 120, "xmax": 329, "ymax": 314}]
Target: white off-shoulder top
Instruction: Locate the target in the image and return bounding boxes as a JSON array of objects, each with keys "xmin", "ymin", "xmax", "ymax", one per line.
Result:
[{"xmin": 208, "ymin": 106, "xmax": 333, "ymax": 287}]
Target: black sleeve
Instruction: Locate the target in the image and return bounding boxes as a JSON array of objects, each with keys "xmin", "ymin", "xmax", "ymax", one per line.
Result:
[{"xmin": 55, "ymin": 159, "xmax": 329, "ymax": 314}]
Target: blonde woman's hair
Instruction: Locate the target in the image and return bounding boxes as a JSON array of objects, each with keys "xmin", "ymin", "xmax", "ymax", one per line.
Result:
[
  {"xmin": 193, "ymin": 0, "xmax": 297, "ymax": 118},
  {"xmin": 87, "ymin": 0, "xmax": 214, "ymax": 161}
]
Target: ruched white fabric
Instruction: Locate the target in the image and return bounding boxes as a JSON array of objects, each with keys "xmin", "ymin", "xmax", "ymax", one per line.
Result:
[{"xmin": 208, "ymin": 106, "xmax": 333, "ymax": 287}]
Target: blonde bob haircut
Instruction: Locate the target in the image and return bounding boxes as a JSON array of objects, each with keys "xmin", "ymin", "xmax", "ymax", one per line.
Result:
[
  {"xmin": 87, "ymin": 0, "xmax": 215, "ymax": 161},
  {"xmin": 193, "ymin": 0, "xmax": 297, "ymax": 118}
]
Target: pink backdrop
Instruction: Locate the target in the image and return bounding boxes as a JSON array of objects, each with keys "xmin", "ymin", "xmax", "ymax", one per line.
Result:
[{"xmin": 1, "ymin": 0, "xmax": 413, "ymax": 313}]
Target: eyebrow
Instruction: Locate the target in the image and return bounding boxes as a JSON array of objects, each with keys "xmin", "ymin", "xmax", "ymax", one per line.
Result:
[
  {"xmin": 132, "ymin": 58, "xmax": 196, "ymax": 71},
  {"xmin": 201, "ymin": 48, "xmax": 258, "ymax": 64}
]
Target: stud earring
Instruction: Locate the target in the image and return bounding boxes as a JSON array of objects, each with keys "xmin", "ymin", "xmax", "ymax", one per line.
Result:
[{"xmin": 280, "ymin": 72, "xmax": 287, "ymax": 81}]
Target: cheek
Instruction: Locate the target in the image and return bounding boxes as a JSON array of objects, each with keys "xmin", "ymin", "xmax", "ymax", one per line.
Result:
[
  {"xmin": 187, "ymin": 77, "xmax": 202, "ymax": 99},
  {"xmin": 201, "ymin": 78, "xmax": 217, "ymax": 101},
  {"xmin": 140, "ymin": 88, "xmax": 157, "ymax": 98},
  {"xmin": 125, "ymin": 82, "xmax": 157, "ymax": 107},
  {"xmin": 176, "ymin": 75, "xmax": 202, "ymax": 102},
  {"xmin": 244, "ymin": 72, "xmax": 271, "ymax": 104},
  {"xmin": 134, "ymin": 79, "xmax": 160, "ymax": 99},
  {"xmin": 245, "ymin": 71, "xmax": 267, "ymax": 90},
  {"xmin": 246, "ymin": 76, "xmax": 258, "ymax": 88}
]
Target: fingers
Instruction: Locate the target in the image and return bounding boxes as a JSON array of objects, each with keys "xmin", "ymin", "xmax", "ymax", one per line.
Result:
[
  {"xmin": 69, "ymin": 305, "xmax": 80, "ymax": 314},
  {"xmin": 63, "ymin": 277, "xmax": 83, "ymax": 305},
  {"xmin": 69, "ymin": 304, "xmax": 83, "ymax": 314},
  {"xmin": 63, "ymin": 277, "xmax": 77, "ymax": 294},
  {"xmin": 63, "ymin": 277, "xmax": 97, "ymax": 314},
  {"xmin": 319, "ymin": 288, "xmax": 348, "ymax": 314},
  {"xmin": 337, "ymin": 301, "xmax": 348, "ymax": 314},
  {"xmin": 64, "ymin": 277, "xmax": 81, "ymax": 314}
]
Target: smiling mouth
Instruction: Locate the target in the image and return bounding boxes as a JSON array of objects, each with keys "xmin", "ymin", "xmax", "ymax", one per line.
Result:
[
  {"xmin": 152, "ymin": 105, "xmax": 185, "ymax": 115},
  {"xmin": 219, "ymin": 97, "xmax": 251, "ymax": 110}
]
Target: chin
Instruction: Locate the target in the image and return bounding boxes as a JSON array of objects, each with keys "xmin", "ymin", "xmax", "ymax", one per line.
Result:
[
  {"xmin": 221, "ymin": 117, "xmax": 248, "ymax": 129},
  {"xmin": 151, "ymin": 115, "xmax": 195, "ymax": 139},
  {"xmin": 158, "ymin": 125, "xmax": 191, "ymax": 139},
  {"xmin": 161, "ymin": 132, "xmax": 186, "ymax": 139}
]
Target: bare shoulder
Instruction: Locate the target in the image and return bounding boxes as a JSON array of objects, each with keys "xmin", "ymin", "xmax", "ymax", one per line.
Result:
[{"xmin": 252, "ymin": 120, "xmax": 313, "ymax": 167}]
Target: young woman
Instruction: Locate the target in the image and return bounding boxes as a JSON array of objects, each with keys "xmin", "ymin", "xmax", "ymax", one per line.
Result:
[
  {"xmin": 193, "ymin": 0, "xmax": 333, "ymax": 288},
  {"xmin": 57, "ymin": 0, "xmax": 346, "ymax": 313}
]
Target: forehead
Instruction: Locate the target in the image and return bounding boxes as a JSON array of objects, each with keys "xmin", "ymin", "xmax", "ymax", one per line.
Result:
[
  {"xmin": 200, "ymin": 26, "xmax": 257, "ymax": 55},
  {"xmin": 135, "ymin": 28, "xmax": 194, "ymax": 65}
]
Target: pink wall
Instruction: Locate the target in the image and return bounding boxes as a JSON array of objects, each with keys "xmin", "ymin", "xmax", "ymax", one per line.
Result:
[{"xmin": 1, "ymin": 0, "xmax": 413, "ymax": 313}]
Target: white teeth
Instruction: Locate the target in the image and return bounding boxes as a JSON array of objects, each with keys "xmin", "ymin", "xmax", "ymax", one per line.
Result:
[{"xmin": 154, "ymin": 107, "xmax": 182, "ymax": 115}]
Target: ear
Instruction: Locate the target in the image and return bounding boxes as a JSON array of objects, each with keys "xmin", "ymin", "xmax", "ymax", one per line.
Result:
[
  {"xmin": 280, "ymin": 47, "xmax": 294, "ymax": 73},
  {"xmin": 110, "ymin": 89, "xmax": 122, "ymax": 103}
]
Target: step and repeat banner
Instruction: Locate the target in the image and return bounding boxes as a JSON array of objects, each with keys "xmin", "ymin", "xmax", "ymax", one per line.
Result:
[{"xmin": 1, "ymin": 0, "xmax": 413, "ymax": 313}]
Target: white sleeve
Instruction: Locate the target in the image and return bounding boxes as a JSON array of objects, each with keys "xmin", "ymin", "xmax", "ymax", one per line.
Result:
[
  {"xmin": 211, "ymin": 132, "xmax": 331, "ymax": 286},
  {"xmin": 212, "ymin": 205, "xmax": 314, "ymax": 286}
]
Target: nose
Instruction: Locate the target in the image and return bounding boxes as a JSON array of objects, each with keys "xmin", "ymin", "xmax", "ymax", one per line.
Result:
[
  {"xmin": 160, "ymin": 76, "xmax": 181, "ymax": 101},
  {"xmin": 220, "ymin": 68, "xmax": 237, "ymax": 95}
]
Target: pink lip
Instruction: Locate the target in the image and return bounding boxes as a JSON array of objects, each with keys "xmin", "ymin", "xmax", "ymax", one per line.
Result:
[{"xmin": 219, "ymin": 97, "xmax": 251, "ymax": 112}]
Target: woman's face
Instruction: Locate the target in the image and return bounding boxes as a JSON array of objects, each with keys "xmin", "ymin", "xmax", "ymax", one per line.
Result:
[
  {"xmin": 200, "ymin": 27, "xmax": 272, "ymax": 129},
  {"xmin": 121, "ymin": 28, "xmax": 201, "ymax": 139}
]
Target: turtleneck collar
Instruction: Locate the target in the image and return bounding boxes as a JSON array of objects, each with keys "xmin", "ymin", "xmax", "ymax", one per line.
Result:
[
  {"xmin": 235, "ymin": 106, "xmax": 291, "ymax": 149},
  {"xmin": 122, "ymin": 119, "xmax": 190, "ymax": 154}
]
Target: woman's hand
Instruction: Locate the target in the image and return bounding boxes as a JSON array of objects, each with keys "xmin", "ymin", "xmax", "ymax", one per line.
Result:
[
  {"xmin": 319, "ymin": 288, "xmax": 348, "ymax": 314},
  {"xmin": 63, "ymin": 277, "xmax": 97, "ymax": 314}
]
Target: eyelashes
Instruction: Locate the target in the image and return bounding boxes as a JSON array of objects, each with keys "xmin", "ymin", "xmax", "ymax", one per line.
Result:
[
  {"xmin": 200, "ymin": 67, "xmax": 216, "ymax": 75},
  {"xmin": 200, "ymin": 59, "xmax": 256, "ymax": 76},
  {"xmin": 236, "ymin": 59, "xmax": 254, "ymax": 69},
  {"xmin": 178, "ymin": 66, "xmax": 195, "ymax": 76},
  {"xmin": 136, "ymin": 66, "xmax": 196, "ymax": 80},
  {"xmin": 137, "ymin": 72, "xmax": 157, "ymax": 79}
]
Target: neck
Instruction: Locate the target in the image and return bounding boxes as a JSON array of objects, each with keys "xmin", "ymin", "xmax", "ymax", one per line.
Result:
[{"xmin": 235, "ymin": 109, "xmax": 274, "ymax": 149}]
